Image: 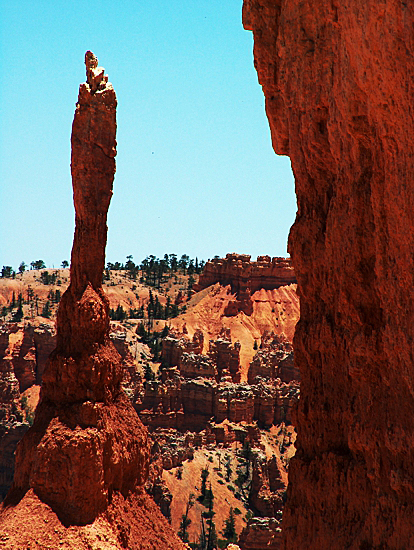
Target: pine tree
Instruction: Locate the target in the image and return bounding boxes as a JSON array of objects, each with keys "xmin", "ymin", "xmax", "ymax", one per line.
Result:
[
  {"xmin": 225, "ymin": 456, "xmax": 232, "ymax": 482},
  {"xmin": 177, "ymin": 493, "xmax": 195, "ymax": 543},
  {"xmin": 205, "ymin": 485, "xmax": 217, "ymax": 550},
  {"xmin": 200, "ymin": 466, "xmax": 209, "ymax": 500},
  {"xmin": 144, "ymin": 363, "xmax": 155, "ymax": 382},
  {"xmin": 41, "ymin": 301, "xmax": 51, "ymax": 318},
  {"xmin": 12, "ymin": 302, "xmax": 23, "ymax": 322},
  {"xmin": 222, "ymin": 507, "xmax": 237, "ymax": 543}
]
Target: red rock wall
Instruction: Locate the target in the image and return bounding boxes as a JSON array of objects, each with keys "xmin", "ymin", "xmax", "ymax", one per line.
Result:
[
  {"xmin": 196, "ymin": 254, "xmax": 296, "ymax": 295},
  {"xmin": 195, "ymin": 253, "xmax": 296, "ymax": 316},
  {"xmin": 243, "ymin": 1, "xmax": 414, "ymax": 548}
]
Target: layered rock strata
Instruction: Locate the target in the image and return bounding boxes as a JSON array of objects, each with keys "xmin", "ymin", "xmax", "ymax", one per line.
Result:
[
  {"xmin": 138, "ymin": 374, "xmax": 298, "ymax": 431},
  {"xmin": 209, "ymin": 328, "xmax": 241, "ymax": 382},
  {"xmin": 1, "ymin": 52, "xmax": 185, "ymax": 547},
  {"xmin": 0, "ymin": 331, "xmax": 27, "ymax": 500},
  {"xmin": 248, "ymin": 332, "xmax": 296, "ymax": 385},
  {"xmin": 194, "ymin": 254, "xmax": 296, "ymax": 316},
  {"xmin": 243, "ymin": 1, "xmax": 414, "ymax": 548},
  {"xmin": 0, "ymin": 322, "xmax": 56, "ymax": 501},
  {"xmin": 161, "ymin": 327, "xmax": 242, "ymax": 382},
  {"xmin": 161, "ymin": 328, "xmax": 204, "ymax": 368},
  {"xmin": 238, "ymin": 516, "xmax": 282, "ymax": 550},
  {"xmin": 139, "ymin": 326, "xmax": 299, "ymax": 430},
  {"xmin": 249, "ymin": 453, "xmax": 286, "ymax": 518},
  {"xmin": 0, "ymin": 322, "xmax": 56, "ymax": 392}
]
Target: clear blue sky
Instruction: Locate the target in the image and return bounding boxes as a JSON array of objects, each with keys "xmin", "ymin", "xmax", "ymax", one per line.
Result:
[{"xmin": 0, "ymin": 0, "xmax": 296, "ymax": 270}]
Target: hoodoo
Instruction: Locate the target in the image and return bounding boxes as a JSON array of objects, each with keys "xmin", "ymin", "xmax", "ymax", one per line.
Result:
[
  {"xmin": 243, "ymin": 1, "xmax": 414, "ymax": 548},
  {"xmin": 0, "ymin": 53, "xmax": 185, "ymax": 548}
]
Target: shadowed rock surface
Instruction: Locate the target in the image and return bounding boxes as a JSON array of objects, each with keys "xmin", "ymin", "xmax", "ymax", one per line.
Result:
[{"xmin": 244, "ymin": 1, "xmax": 414, "ymax": 548}]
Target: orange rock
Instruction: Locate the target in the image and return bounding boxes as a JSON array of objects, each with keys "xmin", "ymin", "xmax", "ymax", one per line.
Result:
[
  {"xmin": 194, "ymin": 254, "xmax": 296, "ymax": 316},
  {"xmin": 0, "ymin": 53, "xmax": 186, "ymax": 548},
  {"xmin": 244, "ymin": 0, "xmax": 414, "ymax": 547}
]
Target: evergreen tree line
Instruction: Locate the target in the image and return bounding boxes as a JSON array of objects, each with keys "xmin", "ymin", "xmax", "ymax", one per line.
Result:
[
  {"xmin": 109, "ymin": 290, "xmax": 182, "ymax": 324},
  {"xmin": 1, "ymin": 292, "xmax": 24, "ymax": 322},
  {"xmin": 136, "ymin": 322, "xmax": 169, "ymax": 361},
  {"xmin": 1, "ymin": 260, "xmax": 70, "ymax": 279},
  {"xmin": 105, "ymin": 253, "xmax": 205, "ymax": 288},
  {"xmin": 1, "ymin": 288, "xmax": 59, "ymax": 322}
]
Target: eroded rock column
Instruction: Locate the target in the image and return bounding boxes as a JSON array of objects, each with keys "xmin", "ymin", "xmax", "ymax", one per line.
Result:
[
  {"xmin": 10, "ymin": 52, "xmax": 149, "ymax": 525},
  {"xmin": 244, "ymin": 1, "xmax": 414, "ymax": 548}
]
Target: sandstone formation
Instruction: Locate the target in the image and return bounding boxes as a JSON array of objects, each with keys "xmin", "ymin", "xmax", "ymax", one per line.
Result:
[
  {"xmin": 161, "ymin": 326, "xmax": 242, "ymax": 383},
  {"xmin": 194, "ymin": 254, "xmax": 296, "ymax": 316},
  {"xmin": 195, "ymin": 254, "xmax": 296, "ymax": 295},
  {"xmin": 243, "ymin": 1, "xmax": 414, "ymax": 548},
  {"xmin": 170, "ymin": 279, "xmax": 299, "ymax": 376},
  {"xmin": 138, "ymin": 363, "xmax": 298, "ymax": 432},
  {"xmin": 0, "ymin": 322, "xmax": 56, "ymax": 393},
  {"xmin": 33, "ymin": 323, "xmax": 56, "ymax": 384},
  {"xmin": 0, "ymin": 53, "xmax": 185, "ymax": 548},
  {"xmin": 161, "ymin": 328, "xmax": 204, "ymax": 369},
  {"xmin": 209, "ymin": 328, "xmax": 241, "ymax": 382},
  {"xmin": 248, "ymin": 331, "xmax": 297, "ymax": 385},
  {"xmin": 238, "ymin": 516, "xmax": 282, "ymax": 550},
  {"xmin": 0, "ymin": 327, "xmax": 27, "ymax": 501},
  {"xmin": 249, "ymin": 452, "xmax": 286, "ymax": 518},
  {"xmin": 0, "ymin": 321, "xmax": 56, "ymax": 501},
  {"xmin": 110, "ymin": 327, "xmax": 143, "ymax": 405}
]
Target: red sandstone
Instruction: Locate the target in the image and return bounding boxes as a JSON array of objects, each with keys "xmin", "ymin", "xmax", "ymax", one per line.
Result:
[
  {"xmin": 194, "ymin": 253, "xmax": 296, "ymax": 316},
  {"xmin": 244, "ymin": 1, "xmax": 414, "ymax": 548},
  {"xmin": 0, "ymin": 52, "xmax": 185, "ymax": 548}
]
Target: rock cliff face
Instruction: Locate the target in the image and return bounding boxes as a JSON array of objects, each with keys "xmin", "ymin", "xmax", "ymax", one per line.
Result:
[
  {"xmin": 0, "ymin": 322, "xmax": 56, "ymax": 501},
  {"xmin": 194, "ymin": 254, "xmax": 296, "ymax": 316},
  {"xmin": 243, "ymin": 1, "xmax": 414, "ymax": 548},
  {"xmin": 0, "ymin": 327, "xmax": 27, "ymax": 500},
  {"xmin": 248, "ymin": 332, "xmax": 296, "ymax": 385},
  {"xmin": 0, "ymin": 52, "xmax": 185, "ymax": 548},
  {"xmin": 161, "ymin": 328, "xmax": 204, "ymax": 369},
  {"xmin": 138, "ymin": 319, "xmax": 300, "ymax": 433},
  {"xmin": 238, "ymin": 516, "xmax": 282, "ymax": 550},
  {"xmin": 161, "ymin": 327, "xmax": 242, "ymax": 383}
]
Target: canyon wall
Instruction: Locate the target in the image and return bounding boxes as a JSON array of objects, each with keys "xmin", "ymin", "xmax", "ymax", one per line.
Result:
[
  {"xmin": 194, "ymin": 254, "xmax": 296, "ymax": 315},
  {"xmin": 243, "ymin": 1, "xmax": 414, "ymax": 548}
]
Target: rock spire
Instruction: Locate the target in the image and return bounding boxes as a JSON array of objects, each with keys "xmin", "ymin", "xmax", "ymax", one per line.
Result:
[
  {"xmin": 8, "ymin": 51, "xmax": 149, "ymax": 527},
  {"xmin": 0, "ymin": 55, "xmax": 185, "ymax": 549}
]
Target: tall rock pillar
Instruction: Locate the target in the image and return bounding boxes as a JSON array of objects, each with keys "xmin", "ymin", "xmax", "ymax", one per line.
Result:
[
  {"xmin": 243, "ymin": 1, "xmax": 414, "ymax": 548},
  {"xmin": 9, "ymin": 52, "xmax": 149, "ymax": 526}
]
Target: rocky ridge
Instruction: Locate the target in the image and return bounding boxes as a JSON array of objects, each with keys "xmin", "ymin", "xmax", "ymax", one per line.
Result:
[
  {"xmin": 137, "ymin": 326, "xmax": 299, "ymax": 433},
  {"xmin": 194, "ymin": 254, "xmax": 296, "ymax": 316}
]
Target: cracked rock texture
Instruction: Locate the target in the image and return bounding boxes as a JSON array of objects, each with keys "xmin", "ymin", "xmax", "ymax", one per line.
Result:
[{"xmin": 244, "ymin": 1, "xmax": 414, "ymax": 548}]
